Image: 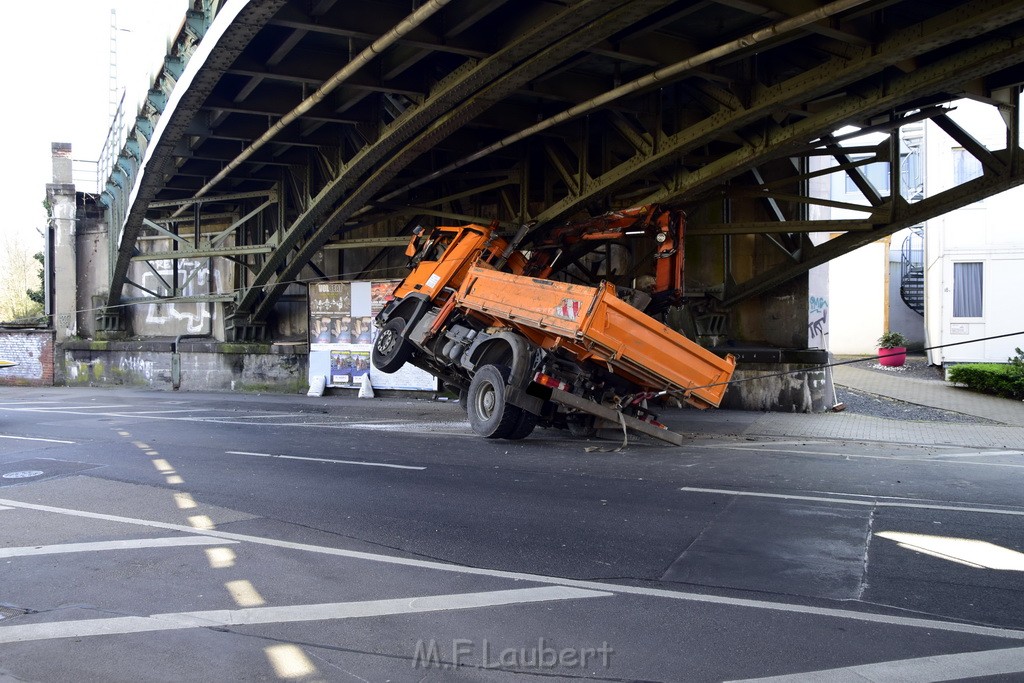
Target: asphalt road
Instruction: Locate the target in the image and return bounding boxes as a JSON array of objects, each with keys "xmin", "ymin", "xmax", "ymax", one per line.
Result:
[{"xmin": 1, "ymin": 386, "xmax": 1023, "ymax": 682}]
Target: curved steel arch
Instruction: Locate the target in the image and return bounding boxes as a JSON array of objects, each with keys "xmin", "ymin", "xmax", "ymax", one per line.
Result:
[
  {"xmin": 526, "ymin": 0, "xmax": 1024, "ymax": 229},
  {"xmin": 101, "ymin": 0, "xmax": 1024, "ymax": 341},
  {"xmin": 242, "ymin": 0, "xmax": 678, "ymax": 322},
  {"xmin": 106, "ymin": 0, "xmax": 288, "ymax": 311}
]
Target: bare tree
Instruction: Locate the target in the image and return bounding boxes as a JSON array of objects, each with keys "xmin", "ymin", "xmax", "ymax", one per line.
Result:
[{"xmin": 0, "ymin": 232, "xmax": 44, "ymax": 323}]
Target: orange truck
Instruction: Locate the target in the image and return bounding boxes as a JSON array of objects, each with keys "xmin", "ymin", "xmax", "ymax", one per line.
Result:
[{"xmin": 371, "ymin": 205, "xmax": 736, "ymax": 444}]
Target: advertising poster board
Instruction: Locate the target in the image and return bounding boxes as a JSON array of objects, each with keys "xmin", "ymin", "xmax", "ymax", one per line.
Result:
[{"xmin": 308, "ymin": 280, "xmax": 437, "ymax": 392}]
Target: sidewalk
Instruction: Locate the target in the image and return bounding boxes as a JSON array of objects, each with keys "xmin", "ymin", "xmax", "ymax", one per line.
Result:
[
  {"xmin": 833, "ymin": 364, "xmax": 1024, "ymax": 427},
  {"xmin": 746, "ymin": 363, "xmax": 1024, "ymax": 448},
  {"xmin": 664, "ymin": 362, "xmax": 1024, "ymax": 449}
]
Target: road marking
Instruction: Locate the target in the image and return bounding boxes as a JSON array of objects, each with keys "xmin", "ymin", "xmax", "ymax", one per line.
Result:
[
  {"xmin": 225, "ymin": 579, "xmax": 265, "ymax": 607},
  {"xmin": 121, "ymin": 409, "xmax": 215, "ymax": 415},
  {"xmin": 0, "ymin": 402, "xmax": 61, "ymax": 406},
  {"xmin": 729, "ymin": 645, "xmax": 1024, "ymax": 682},
  {"xmin": 205, "ymin": 547, "xmax": 236, "ymax": 569},
  {"xmin": 877, "ymin": 531, "xmax": 1024, "ymax": 571},
  {"xmin": 226, "ymin": 450, "xmax": 426, "ymax": 471},
  {"xmin": 0, "ymin": 506, "xmax": 12, "ymax": 511},
  {"xmin": 712, "ymin": 446, "xmax": 1024, "ymax": 469},
  {"xmin": 173, "ymin": 492, "xmax": 197, "ymax": 509},
  {"xmin": 932, "ymin": 450, "xmax": 1024, "ymax": 459},
  {"xmin": 679, "ymin": 486, "xmax": 1024, "ymax": 517},
  {"xmin": 0, "ymin": 536, "xmax": 235, "ymax": 559},
  {"xmin": 0, "ymin": 405, "xmax": 461, "ymax": 433},
  {"xmin": 188, "ymin": 515, "xmax": 215, "ymax": 530},
  {"xmin": 265, "ymin": 644, "xmax": 317, "ymax": 679},
  {"xmin": 0, "ymin": 497, "xmax": 1022, "ymax": 642},
  {"xmin": 0, "ymin": 586, "xmax": 608, "ymax": 644},
  {"xmin": 17, "ymin": 405, "xmax": 133, "ymax": 411},
  {"xmin": 0, "ymin": 435, "xmax": 76, "ymax": 444},
  {"xmin": 697, "ymin": 440, "xmax": 830, "ymax": 449}
]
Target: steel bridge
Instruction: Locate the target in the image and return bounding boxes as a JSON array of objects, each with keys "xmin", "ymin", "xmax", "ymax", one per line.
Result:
[{"xmin": 98, "ymin": 0, "xmax": 1024, "ymax": 341}]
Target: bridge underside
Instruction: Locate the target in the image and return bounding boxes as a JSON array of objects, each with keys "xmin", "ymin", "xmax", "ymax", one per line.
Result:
[{"xmin": 102, "ymin": 0, "xmax": 1024, "ymax": 342}]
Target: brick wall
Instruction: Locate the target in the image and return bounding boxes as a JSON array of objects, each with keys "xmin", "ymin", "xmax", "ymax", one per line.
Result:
[{"xmin": 0, "ymin": 329, "xmax": 55, "ymax": 386}]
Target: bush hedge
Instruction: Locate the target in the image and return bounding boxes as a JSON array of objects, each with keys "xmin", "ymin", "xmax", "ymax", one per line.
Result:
[{"xmin": 947, "ymin": 348, "xmax": 1024, "ymax": 400}]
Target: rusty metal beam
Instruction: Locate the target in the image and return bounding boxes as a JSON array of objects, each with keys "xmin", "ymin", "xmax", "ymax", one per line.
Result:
[
  {"xmin": 238, "ymin": 0, "xmax": 674, "ymax": 322},
  {"xmin": 529, "ymin": 0, "xmax": 1024, "ymax": 228}
]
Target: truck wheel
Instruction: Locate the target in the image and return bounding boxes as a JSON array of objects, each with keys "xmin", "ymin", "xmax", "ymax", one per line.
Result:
[
  {"xmin": 506, "ymin": 409, "xmax": 538, "ymax": 440},
  {"xmin": 566, "ymin": 413, "xmax": 597, "ymax": 438},
  {"xmin": 467, "ymin": 364, "xmax": 522, "ymax": 439},
  {"xmin": 372, "ymin": 318, "xmax": 411, "ymax": 373}
]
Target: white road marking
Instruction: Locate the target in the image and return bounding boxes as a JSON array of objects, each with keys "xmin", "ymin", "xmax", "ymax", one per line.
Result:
[
  {"xmin": 679, "ymin": 486, "xmax": 1024, "ymax": 517},
  {"xmin": 0, "ymin": 405, "xmax": 453, "ymax": 432},
  {"xmin": 226, "ymin": 450, "xmax": 426, "ymax": 471},
  {"xmin": 0, "ymin": 536, "xmax": 235, "ymax": 559},
  {"xmin": 0, "ymin": 497, "xmax": 1022, "ymax": 642},
  {"xmin": 0, "ymin": 434, "xmax": 76, "ymax": 444},
  {"xmin": 712, "ymin": 446, "xmax": 1024, "ymax": 469},
  {"xmin": 13, "ymin": 405, "xmax": 132, "ymax": 411},
  {"xmin": 0, "ymin": 587, "xmax": 608, "ymax": 644},
  {"xmin": 341, "ymin": 421, "xmax": 476, "ymax": 436},
  {"xmin": 120, "ymin": 409, "xmax": 215, "ymax": 415},
  {"xmin": 931, "ymin": 450, "xmax": 1024, "ymax": 459},
  {"xmin": 697, "ymin": 440, "xmax": 830, "ymax": 449},
  {"xmin": 0, "ymin": 402, "xmax": 61, "ymax": 405},
  {"xmin": 0, "ymin": 506, "xmax": 12, "ymax": 511},
  {"xmin": 729, "ymin": 645, "xmax": 1024, "ymax": 682}
]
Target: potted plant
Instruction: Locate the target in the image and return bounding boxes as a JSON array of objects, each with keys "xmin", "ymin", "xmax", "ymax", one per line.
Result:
[{"xmin": 877, "ymin": 331, "xmax": 909, "ymax": 367}]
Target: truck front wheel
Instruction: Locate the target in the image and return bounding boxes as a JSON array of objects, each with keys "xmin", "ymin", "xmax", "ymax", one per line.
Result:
[
  {"xmin": 372, "ymin": 318, "xmax": 412, "ymax": 373},
  {"xmin": 467, "ymin": 364, "xmax": 523, "ymax": 439}
]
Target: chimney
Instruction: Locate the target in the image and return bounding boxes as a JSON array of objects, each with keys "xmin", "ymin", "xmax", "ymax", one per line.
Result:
[{"xmin": 51, "ymin": 142, "xmax": 73, "ymax": 184}]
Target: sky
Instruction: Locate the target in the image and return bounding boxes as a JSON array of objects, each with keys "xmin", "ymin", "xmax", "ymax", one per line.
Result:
[{"xmin": 1, "ymin": 0, "xmax": 188, "ymax": 250}]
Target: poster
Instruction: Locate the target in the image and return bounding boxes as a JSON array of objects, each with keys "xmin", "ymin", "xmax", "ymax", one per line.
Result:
[{"xmin": 308, "ymin": 280, "xmax": 436, "ymax": 391}]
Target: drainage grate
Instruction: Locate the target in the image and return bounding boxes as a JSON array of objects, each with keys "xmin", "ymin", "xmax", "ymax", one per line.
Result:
[{"xmin": 0, "ymin": 606, "xmax": 29, "ymax": 620}]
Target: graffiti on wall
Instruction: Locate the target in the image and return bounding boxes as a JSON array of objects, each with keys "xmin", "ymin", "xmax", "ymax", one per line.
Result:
[
  {"xmin": 133, "ymin": 258, "xmax": 224, "ymax": 333},
  {"xmin": 807, "ymin": 295, "xmax": 829, "ymax": 349},
  {"xmin": 0, "ymin": 334, "xmax": 45, "ymax": 380}
]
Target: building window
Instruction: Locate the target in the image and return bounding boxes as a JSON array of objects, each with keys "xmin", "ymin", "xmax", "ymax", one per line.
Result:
[
  {"xmin": 953, "ymin": 148, "xmax": 984, "ymax": 184},
  {"xmin": 953, "ymin": 262, "xmax": 983, "ymax": 318},
  {"xmin": 844, "ymin": 156, "xmax": 890, "ymax": 195}
]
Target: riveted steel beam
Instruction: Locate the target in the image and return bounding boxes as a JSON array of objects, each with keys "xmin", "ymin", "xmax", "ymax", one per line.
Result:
[
  {"xmin": 107, "ymin": 0, "xmax": 288, "ymax": 310},
  {"xmin": 721, "ymin": 148, "xmax": 1024, "ymax": 306},
  {"xmin": 528, "ymin": 0, "xmax": 1024, "ymax": 228},
  {"xmin": 643, "ymin": 28, "xmax": 1024, "ymax": 205},
  {"xmin": 132, "ymin": 245, "xmax": 275, "ymax": 261},
  {"xmin": 237, "ymin": 0, "xmax": 674, "ymax": 321}
]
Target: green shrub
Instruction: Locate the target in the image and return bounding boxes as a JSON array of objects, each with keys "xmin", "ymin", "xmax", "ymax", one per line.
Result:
[
  {"xmin": 877, "ymin": 331, "xmax": 910, "ymax": 348},
  {"xmin": 947, "ymin": 359, "xmax": 1024, "ymax": 400},
  {"xmin": 1010, "ymin": 347, "xmax": 1024, "ymax": 379}
]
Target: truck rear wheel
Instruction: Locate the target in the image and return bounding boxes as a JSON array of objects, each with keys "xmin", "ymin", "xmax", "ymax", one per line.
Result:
[
  {"xmin": 566, "ymin": 413, "xmax": 597, "ymax": 438},
  {"xmin": 467, "ymin": 364, "xmax": 522, "ymax": 439},
  {"xmin": 506, "ymin": 409, "xmax": 538, "ymax": 440},
  {"xmin": 371, "ymin": 318, "xmax": 411, "ymax": 373}
]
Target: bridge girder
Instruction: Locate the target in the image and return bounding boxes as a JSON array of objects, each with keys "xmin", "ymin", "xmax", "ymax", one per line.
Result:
[{"xmin": 100, "ymin": 0, "xmax": 1024, "ymax": 340}]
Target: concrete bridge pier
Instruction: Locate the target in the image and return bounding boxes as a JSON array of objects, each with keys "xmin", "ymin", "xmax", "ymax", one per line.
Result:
[{"xmin": 46, "ymin": 143, "xmax": 77, "ymax": 345}]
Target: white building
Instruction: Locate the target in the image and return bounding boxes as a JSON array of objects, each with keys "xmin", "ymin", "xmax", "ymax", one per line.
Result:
[
  {"xmin": 921, "ymin": 100, "xmax": 1024, "ymax": 366},
  {"xmin": 818, "ymin": 100, "xmax": 1024, "ymax": 365}
]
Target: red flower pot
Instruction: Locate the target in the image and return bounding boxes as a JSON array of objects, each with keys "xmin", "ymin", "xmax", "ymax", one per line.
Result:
[{"xmin": 878, "ymin": 347, "xmax": 907, "ymax": 367}]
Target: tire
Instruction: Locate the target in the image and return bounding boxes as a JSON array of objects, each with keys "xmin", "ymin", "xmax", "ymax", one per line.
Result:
[
  {"xmin": 506, "ymin": 409, "xmax": 538, "ymax": 440},
  {"xmin": 566, "ymin": 413, "xmax": 597, "ymax": 438},
  {"xmin": 371, "ymin": 317, "xmax": 411, "ymax": 373},
  {"xmin": 467, "ymin": 364, "xmax": 523, "ymax": 439}
]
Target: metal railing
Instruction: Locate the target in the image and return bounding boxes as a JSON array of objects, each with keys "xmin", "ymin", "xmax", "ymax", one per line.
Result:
[{"xmin": 899, "ymin": 226, "xmax": 925, "ymax": 315}]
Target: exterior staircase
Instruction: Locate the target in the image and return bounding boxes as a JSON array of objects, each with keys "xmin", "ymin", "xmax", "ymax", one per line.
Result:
[{"xmin": 899, "ymin": 228, "xmax": 925, "ymax": 315}]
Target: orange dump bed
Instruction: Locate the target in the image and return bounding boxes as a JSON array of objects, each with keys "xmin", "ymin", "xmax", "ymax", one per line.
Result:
[{"xmin": 457, "ymin": 266, "xmax": 736, "ymax": 409}]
